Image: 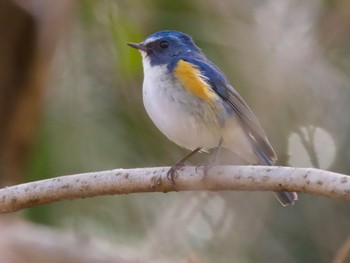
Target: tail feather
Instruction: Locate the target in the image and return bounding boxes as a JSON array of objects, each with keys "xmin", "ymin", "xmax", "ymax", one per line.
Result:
[
  {"xmin": 253, "ymin": 144, "xmax": 298, "ymax": 206},
  {"xmin": 274, "ymin": 191, "xmax": 298, "ymax": 206}
]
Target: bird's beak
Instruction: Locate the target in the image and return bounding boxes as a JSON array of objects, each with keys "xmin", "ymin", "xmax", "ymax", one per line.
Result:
[{"xmin": 127, "ymin": 42, "xmax": 148, "ymax": 52}]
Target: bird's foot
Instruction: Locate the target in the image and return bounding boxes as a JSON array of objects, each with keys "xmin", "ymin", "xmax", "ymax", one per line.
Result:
[
  {"xmin": 166, "ymin": 147, "xmax": 202, "ymax": 190},
  {"xmin": 196, "ymin": 137, "xmax": 222, "ymax": 179},
  {"xmin": 166, "ymin": 161, "xmax": 186, "ymax": 190},
  {"xmin": 196, "ymin": 161, "xmax": 216, "ymax": 180}
]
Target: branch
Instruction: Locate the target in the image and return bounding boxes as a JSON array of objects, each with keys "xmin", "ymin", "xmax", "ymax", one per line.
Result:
[
  {"xmin": 0, "ymin": 166, "xmax": 349, "ymax": 213},
  {"xmin": 0, "ymin": 216, "xmax": 142, "ymax": 263}
]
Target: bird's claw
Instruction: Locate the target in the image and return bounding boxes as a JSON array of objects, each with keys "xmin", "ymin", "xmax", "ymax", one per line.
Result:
[
  {"xmin": 166, "ymin": 162, "xmax": 185, "ymax": 190},
  {"xmin": 196, "ymin": 162, "xmax": 215, "ymax": 179},
  {"xmin": 195, "ymin": 163, "xmax": 204, "ymax": 173}
]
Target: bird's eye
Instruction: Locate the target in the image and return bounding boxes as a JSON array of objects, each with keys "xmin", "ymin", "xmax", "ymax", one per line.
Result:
[{"xmin": 159, "ymin": 41, "xmax": 169, "ymax": 49}]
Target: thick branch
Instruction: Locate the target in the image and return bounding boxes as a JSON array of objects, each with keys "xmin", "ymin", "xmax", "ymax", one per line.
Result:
[{"xmin": 0, "ymin": 166, "xmax": 349, "ymax": 213}]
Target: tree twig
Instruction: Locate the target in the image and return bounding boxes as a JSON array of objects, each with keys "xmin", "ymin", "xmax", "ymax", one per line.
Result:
[
  {"xmin": 333, "ymin": 234, "xmax": 350, "ymax": 263},
  {"xmin": 0, "ymin": 165, "xmax": 349, "ymax": 213}
]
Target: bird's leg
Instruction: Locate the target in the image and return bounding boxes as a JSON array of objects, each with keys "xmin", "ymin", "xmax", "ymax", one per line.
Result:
[
  {"xmin": 167, "ymin": 147, "xmax": 202, "ymax": 187},
  {"xmin": 212, "ymin": 137, "xmax": 224, "ymax": 165},
  {"xmin": 197, "ymin": 137, "xmax": 223, "ymax": 178}
]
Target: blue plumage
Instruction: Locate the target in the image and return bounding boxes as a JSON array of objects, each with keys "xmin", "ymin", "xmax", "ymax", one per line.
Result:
[{"xmin": 146, "ymin": 30, "xmax": 193, "ymax": 43}]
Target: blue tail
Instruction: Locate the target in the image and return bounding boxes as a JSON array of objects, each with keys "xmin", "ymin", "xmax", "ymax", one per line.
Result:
[{"xmin": 253, "ymin": 145, "xmax": 298, "ymax": 206}]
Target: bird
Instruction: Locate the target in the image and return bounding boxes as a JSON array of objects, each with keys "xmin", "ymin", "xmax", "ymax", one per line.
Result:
[{"xmin": 127, "ymin": 30, "xmax": 297, "ymax": 206}]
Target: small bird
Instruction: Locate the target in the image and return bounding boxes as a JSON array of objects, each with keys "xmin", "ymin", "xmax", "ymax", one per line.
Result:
[{"xmin": 127, "ymin": 30, "xmax": 297, "ymax": 206}]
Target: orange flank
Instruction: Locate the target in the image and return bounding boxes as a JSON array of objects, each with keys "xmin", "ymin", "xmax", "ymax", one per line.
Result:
[{"xmin": 174, "ymin": 60, "xmax": 216, "ymax": 102}]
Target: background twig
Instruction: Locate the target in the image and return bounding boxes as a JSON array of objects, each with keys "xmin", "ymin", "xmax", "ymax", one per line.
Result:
[{"xmin": 333, "ymin": 234, "xmax": 350, "ymax": 263}]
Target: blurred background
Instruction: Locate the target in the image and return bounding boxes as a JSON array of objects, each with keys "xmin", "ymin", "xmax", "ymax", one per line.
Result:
[{"xmin": 0, "ymin": 0, "xmax": 350, "ymax": 262}]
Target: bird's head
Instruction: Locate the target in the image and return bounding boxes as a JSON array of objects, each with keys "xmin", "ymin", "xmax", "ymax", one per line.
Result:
[{"xmin": 127, "ymin": 30, "xmax": 202, "ymax": 66}]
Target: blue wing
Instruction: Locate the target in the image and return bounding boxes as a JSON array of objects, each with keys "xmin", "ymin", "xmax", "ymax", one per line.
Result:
[{"xmin": 177, "ymin": 57, "xmax": 277, "ymax": 164}]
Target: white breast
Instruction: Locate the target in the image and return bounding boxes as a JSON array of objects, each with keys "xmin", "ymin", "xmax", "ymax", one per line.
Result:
[{"xmin": 141, "ymin": 56, "xmax": 222, "ymax": 150}]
